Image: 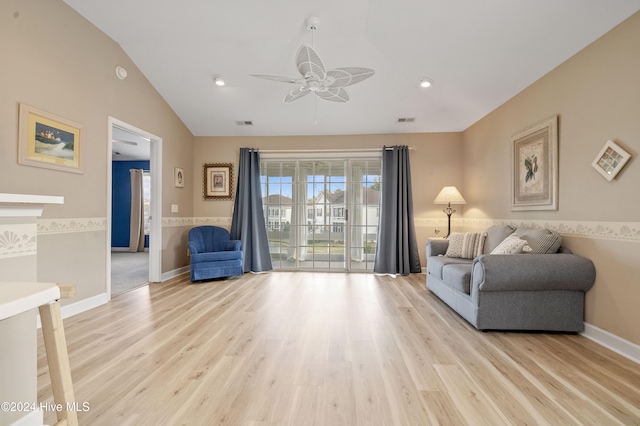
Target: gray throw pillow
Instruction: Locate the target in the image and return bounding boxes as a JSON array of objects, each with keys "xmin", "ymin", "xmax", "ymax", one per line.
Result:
[
  {"xmin": 483, "ymin": 225, "xmax": 516, "ymax": 253},
  {"xmin": 515, "ymin": 228, "xmax": 562, "ymax": 254}
]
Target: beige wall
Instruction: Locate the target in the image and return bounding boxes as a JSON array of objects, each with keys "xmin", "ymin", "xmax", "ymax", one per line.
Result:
[
  {"xmin": 194, "ymin": 133, "xmax": 464, "ymax": 264},
  {"xmin": 462, "ymin": 12, "xmax": 640, "ymax": 345},
  {"xmin": 0, "ymin": 0, "xmax": 195, "ymax": 302}
]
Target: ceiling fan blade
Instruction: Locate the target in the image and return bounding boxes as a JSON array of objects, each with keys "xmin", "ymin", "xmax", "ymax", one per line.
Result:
[
  {"xmin": 250, "ymin": 74, "xmax": 303, "ymax": 84},
  {"xmin": 284, "ymin": 87, "xmax": 311, "ymax": 103},
  {"xmin": 326, "ymin": 68, "xmax": 375, "ymax": 88},
  {"xmin": 296, "ymin": 45, "xmax": 326, "ymax": 80},
  {"xmin": 315, "ymin": 88, "xmax": 349, "ymax": 103}
]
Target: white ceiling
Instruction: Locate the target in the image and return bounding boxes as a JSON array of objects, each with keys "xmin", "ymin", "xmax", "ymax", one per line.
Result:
[{"xmin": 64, "ymin": 0, "xmax": 640, "ymax": 137}]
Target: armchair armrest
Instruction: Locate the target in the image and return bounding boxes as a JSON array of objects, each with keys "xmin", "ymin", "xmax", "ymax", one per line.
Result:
[
  {"xmin": 426, "ymin": 239, "xmax": 449, "ymax": 257},
  {"xmin": 187, "ymin": 241, "xmax": 199, "ymax": 255},
  {"xmin": 472, "ymin": 254, "xmax": 596, "ymax": 292},
  {"xmin": 225, "ymin": 240, "xmax": 242, "ymax": 251}
]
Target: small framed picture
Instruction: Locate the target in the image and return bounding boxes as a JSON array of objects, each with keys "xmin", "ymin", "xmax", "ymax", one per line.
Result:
[
  {"xmin": 203, "ymin": 163, "xmax": 233, "ymax": 200},
  {"xmin": 174, "ymin": 167, "xmax": 184, "ymax": 188},
  {"xmin": 18, "ymin": 103, "xmax": 83, "ymax": 173},
  {"xmin": 591, "ymin": 140, "xmax": 631, "ymax": 181}
]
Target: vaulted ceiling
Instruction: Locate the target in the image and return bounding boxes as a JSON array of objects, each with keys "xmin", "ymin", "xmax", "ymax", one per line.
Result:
[{"xmin": 64, "ymin": 0, "xmax": 640, "ymax": 137}]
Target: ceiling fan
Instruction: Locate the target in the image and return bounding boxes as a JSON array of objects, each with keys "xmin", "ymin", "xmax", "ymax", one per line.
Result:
[{"xmin": 250, "ymin": 17, "xmax": 375, "ymax": 103}]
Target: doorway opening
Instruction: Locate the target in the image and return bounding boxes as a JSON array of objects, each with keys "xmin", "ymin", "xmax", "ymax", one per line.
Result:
[{"xmin": 107, "ymin": 117, "xmax": 162, "ymax": 297}]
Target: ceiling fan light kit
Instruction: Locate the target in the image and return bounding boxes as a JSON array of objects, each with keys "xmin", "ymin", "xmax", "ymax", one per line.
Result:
[{"xmin": 250, "ymin": 16, "xmax": 375, "ymax": 103}]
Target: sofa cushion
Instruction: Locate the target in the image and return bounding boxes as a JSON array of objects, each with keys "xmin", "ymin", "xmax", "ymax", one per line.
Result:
[
  {"xmin": 515, "ymin": 228, "xmax": 562, "ymax": 254},
  {"xmin": 483, "ymin": 225, "xmax": 516, "ymax": 253},
  {"xmin": 427, "ymin": 255, "xmax": 472, "ymax": 280},
  {"xmin": 445, "ymin": 232, "xmax": 487, "ymax": 259},
  {"xmin": 490, "ymin": 233, "xmax": 531, "ymax": 254},
  {"xmin": 442, "ymin": 264, "xmax": 473, "ymax": 294}
]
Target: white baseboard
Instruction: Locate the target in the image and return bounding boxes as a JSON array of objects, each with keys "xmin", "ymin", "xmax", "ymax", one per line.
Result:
[
  {"xmin": 37, "ymin": 292, "xmax": 109, "ymax": 328},
  {"xmin": 8, "ymin": 408, "xmax": 42, "ymax": 426},
  {"xmin": 161, "ymin": 266, "xmax": 190, "ymax": 282},
  {"xmin": 581, "ymin": 322, "xmax": 640, "ymax": 365}
]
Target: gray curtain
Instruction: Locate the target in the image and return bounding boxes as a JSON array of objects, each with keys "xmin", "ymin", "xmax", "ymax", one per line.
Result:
[
  {"xmin": 129, "ymin": 169, "xmax": 145, "ymax": 252},
  {"xmin": 373, "ymin": 146, "xmax": 421, "ymax": 275},
  {"xmin": 231, "ymin": 148, "xmax": 273, "ymax": 272}
]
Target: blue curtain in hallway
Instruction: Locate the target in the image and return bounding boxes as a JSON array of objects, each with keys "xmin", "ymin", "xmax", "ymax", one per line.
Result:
[
  {"xmin": 231, "ymin": 148, "xmax": 273, "ymax": 273},
  {"xmin": 374, "ymin": 145, "xmax": 421, "ymax": 275}
]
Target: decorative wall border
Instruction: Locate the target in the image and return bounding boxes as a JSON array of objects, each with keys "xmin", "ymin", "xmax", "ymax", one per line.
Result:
[
  {"xmin": 30, "ymin": 214, "xmax": 640, "ymax": 244},
  {"xmin": 162, "ymin": 217, "xmax": 232, "ymax": 228},
  {"xmin": 460, "ymin": 218, "xmax": 640, "ymax": 242},
  {"xmin": 0, "ymin": 223, "xmax": 37, "ymax": 259},
  {"xmin": 38, "ymin": 217, "xmax": 106, "ymax": 235}
]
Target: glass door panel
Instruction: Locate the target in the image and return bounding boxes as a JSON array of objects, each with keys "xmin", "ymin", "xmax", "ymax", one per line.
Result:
[{"xmin": 261, "ymin": 157, "xmax": 380, "ymax": 271}]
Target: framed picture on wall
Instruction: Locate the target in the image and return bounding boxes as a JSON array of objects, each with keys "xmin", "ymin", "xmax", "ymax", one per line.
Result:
[
  {"xmin": 203, "ymin": 163, "xmax": 233, "ymax": 200},
  {"xmin": 511, "ymin": 115, "xmax": 558, "ymax": 211},
  {"xmin": 174, "ymin": 167, "xmax": 185, "ymax": 188},
  {"xmin": 591, "ymin": 140, "xmax": 631, "ymax": 181},
  {"xmin": 18, "ymin": 103, "xmax": 83, "ymax": 174}
]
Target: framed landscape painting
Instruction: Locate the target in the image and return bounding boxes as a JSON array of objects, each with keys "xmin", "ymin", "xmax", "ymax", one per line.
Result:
[
  {"xmin": 18, "ymin": 103, "xmax": 83, "ymax": 174},
  {"xmin": 203, "ymin": 163, "xmax": 233, "ymax": 200},
  {"xmin": 511, "ymin": 115, "xmax": 558, "ymax": 211}
]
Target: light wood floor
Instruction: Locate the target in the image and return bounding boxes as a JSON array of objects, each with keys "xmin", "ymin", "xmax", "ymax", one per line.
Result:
[{"xmin": 38, "ymin": 272, "xmax": 640, "ymax": 425}]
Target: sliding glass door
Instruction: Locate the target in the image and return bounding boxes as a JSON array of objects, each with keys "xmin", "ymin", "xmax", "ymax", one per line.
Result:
[{"xmin": 261, "ymin": 157, "xmax": 381, "ymax": 271}]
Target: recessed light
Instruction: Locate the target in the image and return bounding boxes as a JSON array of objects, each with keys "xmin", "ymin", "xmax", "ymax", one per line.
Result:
[
  {"xmin": 419, "ymin": 78, "xmax": 433, "ymax": 88},
  {"xmin": 213, "ymin": 76, "xmax": 226, "ymax": 86}
]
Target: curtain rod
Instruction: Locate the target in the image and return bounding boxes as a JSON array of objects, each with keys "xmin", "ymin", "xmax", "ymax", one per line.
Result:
[{"xmin": 257, "ymin": 147, "xmax": 416, "ymax": 154}]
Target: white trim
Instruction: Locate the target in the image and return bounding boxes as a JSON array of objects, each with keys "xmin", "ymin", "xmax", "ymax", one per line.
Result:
[
  {"xmin": 8, "ymin": 408, "xmax": 43, "ymax": 426},
  {"xmin": 161, "ymin": 267, "xmax": 190, "ymax": 282},
  {"xmin": 107, "ymin": 117, "xmax": 163, "ymax": 298},
  {"xmin": 581, "ymin": 323, "xmax": 640, "ymax": 365}
]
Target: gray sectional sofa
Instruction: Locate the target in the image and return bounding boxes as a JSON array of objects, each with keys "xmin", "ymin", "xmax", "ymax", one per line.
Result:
[{"xmin": 426, "ymin": 225, "xmax": 596, "ymax": 332}]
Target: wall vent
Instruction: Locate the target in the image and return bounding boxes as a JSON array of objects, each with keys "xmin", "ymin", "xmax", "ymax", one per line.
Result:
[
  {"xmin": 236, "ymin": 120, "xmax": 253, "ymax": 126},
  {"xmin": 397, "ymin": 117, "xmax": 415, "ymax": 123}
]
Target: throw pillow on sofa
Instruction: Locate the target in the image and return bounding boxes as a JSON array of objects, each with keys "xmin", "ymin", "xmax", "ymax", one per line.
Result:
[
  {"xmin": 445, "ymin": 232, "xmax": 487, "ymax": 259},
  {"xmin": 490, "ymin": 233, "xmax": 532, "ymax": 254},
  {"xmin": 514, "ymin": 228, "xmax": 562, "ymax": 254},
  {"xmin": 483, "ymin": 225, "xmax": 516, "ymax": 253}
]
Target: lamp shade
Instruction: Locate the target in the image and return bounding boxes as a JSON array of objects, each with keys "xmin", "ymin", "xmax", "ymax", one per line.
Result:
[{"xmin": 433, "ymin": 186, "xmax": 466, "ymax": 204}]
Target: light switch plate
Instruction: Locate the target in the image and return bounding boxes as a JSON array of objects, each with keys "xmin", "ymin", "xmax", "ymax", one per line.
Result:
[{"xmin": 171, "ymin": 204, "xmax": 178, "ymax": 213}]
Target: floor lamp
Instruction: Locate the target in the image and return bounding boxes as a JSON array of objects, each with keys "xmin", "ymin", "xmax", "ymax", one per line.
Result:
[{"xmin": 433, "ymin": 186, "xmax": 466, "ymax": 238}]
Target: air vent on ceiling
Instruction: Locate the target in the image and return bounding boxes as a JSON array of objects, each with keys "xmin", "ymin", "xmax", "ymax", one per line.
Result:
[
  {"xmin": 397, "ymin": 117, "xmax": 415, "ymax": 123},
  {"xmin": 236, "ymin": 120, "xmax": 253, "ymax": 126}
]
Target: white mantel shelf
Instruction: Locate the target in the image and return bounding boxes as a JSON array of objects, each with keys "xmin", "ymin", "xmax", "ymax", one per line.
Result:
[
  {"xmin": 0, "ymin": 282, "xmax": 60, "ymax": 321},
  {"xmin": 0, "ymin": 192, "xmax": 64, "ymax": 218}
]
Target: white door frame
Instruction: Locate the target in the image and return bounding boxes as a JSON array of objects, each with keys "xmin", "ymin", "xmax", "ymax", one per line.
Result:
[{"xmin": 107, "ymin": 117, "xmax": 162, "ymax": 298}]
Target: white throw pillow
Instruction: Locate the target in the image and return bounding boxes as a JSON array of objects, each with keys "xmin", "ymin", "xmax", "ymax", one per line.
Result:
[{"xmin": 490, "ymin": 233, "xmax": 531, "ymax": 255}]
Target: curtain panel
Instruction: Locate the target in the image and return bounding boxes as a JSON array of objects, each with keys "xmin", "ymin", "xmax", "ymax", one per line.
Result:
[
  {"xmin": 373, "ymin": 146, "xmax": 421, "ymax": 275},
  {"xmin": 231, "ymin": 148, "xmax": 273, "ymax": 273},
  {"xmin": 129, "ymin": 169, "xmax": 145, "ymax": 252}
]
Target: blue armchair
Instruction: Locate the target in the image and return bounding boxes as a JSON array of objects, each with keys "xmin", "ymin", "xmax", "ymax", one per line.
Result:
[{"xmin": 187, "ymin": 226, "xmax": 244, "ymax": 281}]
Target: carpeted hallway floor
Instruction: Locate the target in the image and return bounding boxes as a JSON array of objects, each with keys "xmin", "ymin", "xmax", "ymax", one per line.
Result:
[{"xmin": 111, "ymin": 251, "xmax": 149, "ymax": 295}]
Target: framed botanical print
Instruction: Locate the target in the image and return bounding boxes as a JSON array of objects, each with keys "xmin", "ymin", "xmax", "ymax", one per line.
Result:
[
  {"xmin": 511, "ymin": 115, "xmax": 558, "ymax": 211},
  {"xmin": 203, "ymin": 163, "xmax": 233, "ymax": 200}
]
